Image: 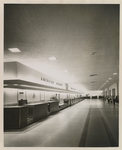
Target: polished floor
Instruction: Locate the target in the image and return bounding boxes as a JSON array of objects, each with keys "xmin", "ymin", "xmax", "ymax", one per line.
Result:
[{"xmin": 4, "ymin": 99, "xmax": 119, "ymax": 147}]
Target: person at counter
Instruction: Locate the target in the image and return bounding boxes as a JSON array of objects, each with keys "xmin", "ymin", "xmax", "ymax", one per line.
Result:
[
  {"xmin": 63, "ymin": 98, "xmax": 69, "ymax": 104},
  {"xmin": 50, "ymin": 95, "xmax": 59, "ymax": 102}
]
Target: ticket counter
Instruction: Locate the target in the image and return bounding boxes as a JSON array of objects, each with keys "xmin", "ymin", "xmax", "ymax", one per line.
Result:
[
  {"xmin": 4, "ymin": 101, "xmax": 59, "ymax": 130},
  {"xmin": 49, "ymin": 101, "xmax": 59, "ymax": 114},
  {"xmin": 4, "ymin": 105, "xmax": 28, "ymax": 129},
  {"xmin": 28, "ymin": 102, "xmax": 48, "ymax": 122}
]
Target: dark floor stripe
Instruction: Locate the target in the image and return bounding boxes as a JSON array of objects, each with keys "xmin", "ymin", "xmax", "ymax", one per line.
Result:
[
  {"xmin": 101, "ymin": 115, "xmax": 118, "ymax": 147},
  {"xmin": 78, "ymin": 108, "xmax": 90, "ymax": 147}
]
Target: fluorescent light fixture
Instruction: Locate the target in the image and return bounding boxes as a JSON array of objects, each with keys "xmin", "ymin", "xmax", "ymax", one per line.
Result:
[
  {"xmin": 90, "ymin": 52, "xmax": 97, "ymax": 55},
  {"xmin": 48, "ymin": 56, "xmax": 58, "ymax": 60},
  {"xmin": 104, "ymin": 83, "xmax": 106, "ymax": 84},
  {"xmin": 113, "ymin": 73, "xmax": 117, "ymax": 75},
  {"xmin": 106, "ymin": 81, "xmax": 109, "ymax": 82},
  {"xmin": 109, "ymin": 78, "xmax": 112, "ymax": 80},
  {"xmin": 8, "ymin": 48, "xmax": 21, "ymax": 52},
  {"xmin": 89, "ymin": 74, "xmax": 98, "ymax": 77},
  {"xmin": 91, "ymin": 81, "xmax": 95, "ymax": 83}
]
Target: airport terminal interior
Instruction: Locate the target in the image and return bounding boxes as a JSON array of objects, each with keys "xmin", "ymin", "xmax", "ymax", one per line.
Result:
[{"xmin": 4, "ymin": 4, "xmax": 119, "ymax": 147}]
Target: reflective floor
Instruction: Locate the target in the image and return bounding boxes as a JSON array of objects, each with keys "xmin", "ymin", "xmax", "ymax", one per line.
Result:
[{"xmin": 4, "ymin": 99, "xmax": 119, "ymax": 147}]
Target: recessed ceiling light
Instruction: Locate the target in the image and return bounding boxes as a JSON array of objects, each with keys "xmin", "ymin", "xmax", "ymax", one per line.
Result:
[
  {"xmin": 89, "ymin": 74, "xmax": 98, "ymax": 77},
  {"xmin": 109, "ymin": 78, "xmax": 112, "ymax": 80},
  {"xmin": 8, "ymin": 48, "xmax": 21, "ymax": 52},
  {"xmin": 113, "ymin": 73, "xmax": 117, "ymax": 75},
  {"xmin": 90, "ymin": 52, "xmax": 97, "ymax": 55},
  {"xmin": 91, "ymin": 81, "xmax": 96, "ymax": 83},
  {"xmin": 48, "ymin": 56, "xmax": 58, "ymax": 60}
]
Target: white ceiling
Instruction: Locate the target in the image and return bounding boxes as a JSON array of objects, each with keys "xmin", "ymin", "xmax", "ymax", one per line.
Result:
[{"xmin": 4, "ymin": 4, "xmax": 119, "ymax": 92}]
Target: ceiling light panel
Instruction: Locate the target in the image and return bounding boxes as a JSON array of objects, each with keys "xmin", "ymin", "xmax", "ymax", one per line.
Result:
[
  {"xmin": 89, "ymin": 74, "xmax": 98, "ymax": 77},
  {"xmin": 113, "ymin": 73, "xmax": 117, "ymax": 75},
  {"xmin": 8, "ymin": 48, "xmax": 21, "ymax": 52},
  {"xmin": 90, "ymin": 52, "xmax": 97, "ymax": 55},
  {"xmin": 48, "ymin": 56, "xmax": 58, "ymax": 60}
]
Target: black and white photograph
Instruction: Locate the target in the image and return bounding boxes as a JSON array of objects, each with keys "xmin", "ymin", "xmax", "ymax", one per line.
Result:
[{"xmin": 2, "ymin": 1, "xmax": 121, "ymax": 148}]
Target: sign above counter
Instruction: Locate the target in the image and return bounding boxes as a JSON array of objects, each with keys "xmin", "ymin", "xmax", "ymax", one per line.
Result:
[
  {"xmin": 4, "ymin": 61, "xmax": 82, "ymax": 94},
  {"xmin": 4, "ymin": 62, "xmax": 66, "ymax": 90}
]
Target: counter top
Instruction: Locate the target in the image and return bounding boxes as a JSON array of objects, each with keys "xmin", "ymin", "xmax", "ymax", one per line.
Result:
[
  {"xmin": 27, "ymin": 101, "xmax": 59, "ymax": 106},
  {"xmin": 4, "ymin": 101, "xmax": 59, "ymax": 108},
  {"xmin": 28, "ymin": 102, "xmax": 48, "ymax": 106},
  {"xmin": 4, "ymin": 105, "xmax": 28, "ymax": 108}
]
